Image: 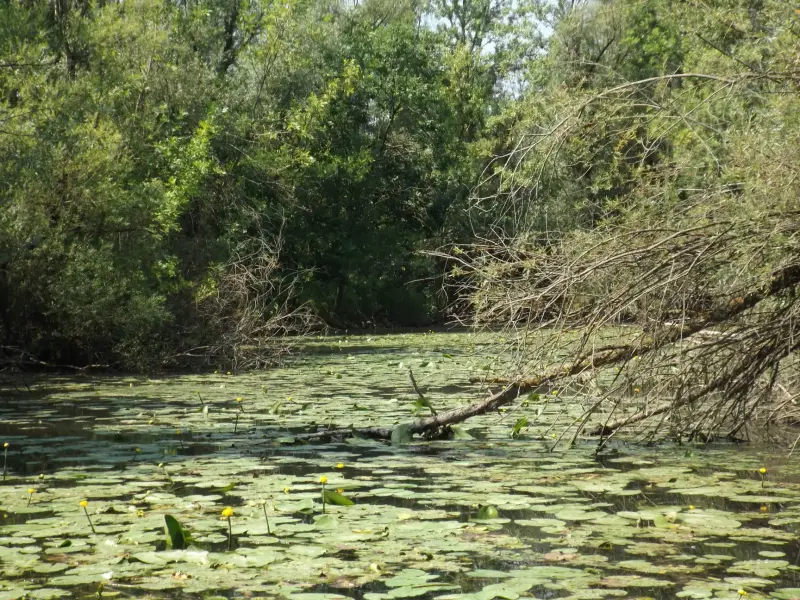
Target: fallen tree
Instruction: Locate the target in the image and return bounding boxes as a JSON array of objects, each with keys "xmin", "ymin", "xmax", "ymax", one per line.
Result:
[
  {"xmin": 296, "ymin": 260, "xmax": 800, "ymax": 444},
  {"xmin": 440, "ymin": 16, "xmax": 800, "ymax": 444},
  {"xmin": 298, "ymin": 3, "xmax": 800, "ymax": 446}
]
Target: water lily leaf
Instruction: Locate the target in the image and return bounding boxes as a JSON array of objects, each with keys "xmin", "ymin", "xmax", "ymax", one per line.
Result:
[
  {"xmin": 616, "ymin": 509, "xmax": 663, "ymax": 521},
  {"xmin": 391, "ymin": 424, "xmax": 413, "ymax": 445},
  {"xmin": 232, "ymin": 547, "xmax": 281, "ymax": 567},
  {"xmin": 26, "ymin": 588, "xmax": 71, "ymax": 599},
  {"xmin": 286, "ymin": 545, "xmax": 326, "ymax": 558},
  {"xmin": 722, "ymin": 576, "xmax": 774, "ymax": 588},
  {"xmin": 598, "ymin": 575, "xmax": 674, "ymax": 588},
  {"xmin": 513, "ymin": 566, "xmax": 586, "ymax": 579},
  {"xmin": 728, "ymin": 559, "xmax": 789, "ymax": 578},
  {"xmin": 31, "ymin": 564, "xmax": 70, "ymax": 574},
  {"xmin": 286, "ymin": 595, "xmax": 354, "ymax": 600},
  {"xmin": 555, "ymin": 509, "xmax": 606, "ymax": 521},
  {"xmin": 675, "ymin": 581, "xmax": 719, "ymax": 598},
  {"xmin": 758, "ymin": 551, "xmax": 786, "ymax": 558},
  {"xmin": 728, "ymin": 495, "xmax": 798, "ymax": 504},
  {"xmin": 44, "ymin": 574, "xmax": 110, "ymax": 587},
  {"xmin": 132, "ymin": 550, "xmax": 208, "ymax": 565},
  {"xmin": 164, "ymin": 515, "xmax": 188, "ymax": 550},
  {"xmin": 515, "ymin": 518, "xmax": 567, "ymax": 528},
  {"xmin": 131, "ymin": 552, "xmax": 168, "ymax": 565},
  {"xmin": 323, "ymin": 490, "xmax": 354, "ymax": 506},
  {"xmin": 476, "ymin": 506, "xmax": 499, "ymax": 520},
  {"xmin": 474, "ymin": 579, "xmax": 536, "ymax": 600},
  {"xmin": 677, "ymin": 510, "xmax": 741, "ymax": 530},
  {"xmin": 450, "ymin": 426, "xmax": 473, "ymax": 440},
  {"xmin": 388, "ymin": 584, "xmax": 458, "ymax": 598},
  {"xmin": 668, "ymin": 486, "xmax": 724, "ymax": 496},
  {"xmin": 385, "ymin": 569, "xmax": 437, "ymax": 588},
  {"xmin": 314, "ymin": 515, "xmax": 339, "ymax": 529}
]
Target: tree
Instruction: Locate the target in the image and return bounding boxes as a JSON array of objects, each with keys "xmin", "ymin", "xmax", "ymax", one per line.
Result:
[
  {"xmin": 450, "ymin": 0, "xmax": 800, "ymax": 445},
  {"xmin": 1, "ymin": 0, "xmax": 534, "ymax": 368},
  {"xmin": 0, "ymin": 0, "xmax": 307, "ymax": 368},
  {"xmin": 298, "ymin": 0, "xmax": 800, "ymax": 446}
]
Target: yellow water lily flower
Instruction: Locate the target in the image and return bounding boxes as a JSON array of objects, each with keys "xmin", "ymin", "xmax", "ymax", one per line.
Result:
[
  {"xmin": 760, "ymin": 505, "xmax": 768, "ymax": 512},
  {"xmin": 80, "ymin": 500, "xmax": 88, "ymax": 508},
  {"xmin": 319, "ymin": 476, "xmax": 328, "ymax": 484},
  {"xmin": 3, "ymin": 443, "xmax": 7, "ymax": 448},
  {"xmin": 283, "ymin": 487, "xmax": 290, "ymax": 494},
  {"xmin": 759, "ymin": 467, "xmax": 767, "ymax": 475},
  {"xmin": 336, "ymin": 463, "xmax": 344, "ymax": 469},
  {"xmin": 28, "ymin": 488, "xmax": 35, "ymax": 494},
  {"xmin": 221, "ymin": 507, "xmax": 233, "ymax": 518},
  {"xmin": 336, "ymin": 489, "xmax": 344, "ymax": 493}
]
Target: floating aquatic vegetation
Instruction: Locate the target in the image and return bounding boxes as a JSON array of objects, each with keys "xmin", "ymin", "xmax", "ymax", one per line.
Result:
[{"xmin": 1, "ymin": 333, "xmax": 799, "ymax": 599}]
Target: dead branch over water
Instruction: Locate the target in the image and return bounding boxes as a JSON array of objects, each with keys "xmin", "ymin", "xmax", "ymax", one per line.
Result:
[
  {"xmin": 449, "ymin": 70, "xmax": 800, "ymax": 445},
  {"xmin": 304, "ymin": 70, "xmax": 800, "ymax": 446}
]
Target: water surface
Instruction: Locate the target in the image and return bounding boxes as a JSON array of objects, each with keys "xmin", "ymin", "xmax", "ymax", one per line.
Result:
[{"xmin": 1, "ymin": 332, "xmax": 799, "ymax": 599}]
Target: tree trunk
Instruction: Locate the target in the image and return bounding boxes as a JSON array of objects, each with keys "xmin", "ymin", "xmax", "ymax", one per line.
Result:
[{"xmin": 294, "ymin": 264, "xmax": 800, "ymax": 443}]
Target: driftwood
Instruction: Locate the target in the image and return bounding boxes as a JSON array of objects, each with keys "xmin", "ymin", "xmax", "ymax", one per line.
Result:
[
  {"xmin": 290, "ymin": 265, "xmax": 800, "ymax": 444},
  {"xmin": 290, "ymin": 332, "xmax": 664, "ymax": 443}
]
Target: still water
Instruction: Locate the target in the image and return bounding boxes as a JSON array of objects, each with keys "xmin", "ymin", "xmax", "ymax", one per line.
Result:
[{"xmin": 1, "ymin": 332, "xmax": 799, "ymax": 599}]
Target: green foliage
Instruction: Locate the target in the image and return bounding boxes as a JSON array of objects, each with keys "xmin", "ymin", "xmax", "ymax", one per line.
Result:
[
  {"xmin": 0, "ymin": 0, "xmax": 530, "ymax": 368},
  {"xmin": 322, "ymin": 489, "xmax": 355, "ymax": 506},
  {"xmin": 476, "ymin": 505, "xmax": 499, "ymax": 519},
  {"xmin": 510, "ymin": 416, "xmax": 529, "ymax": 439},
  {"xmin": 164, "ymin": 514, "xmax": 189, "ymax": 550},
  {"xmin": 391, "ymin": 423, "xmax": 414, "ymax": 445},
  {"xmin": 462, "ymin": 0, "xmax": 800, "ymax": 438},
  {"xmin": 12, "ymin": 0, "xmax": 788, "ymax": 375}
]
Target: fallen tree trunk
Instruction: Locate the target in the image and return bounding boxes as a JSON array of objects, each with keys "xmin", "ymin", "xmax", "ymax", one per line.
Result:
[
  {"xmin": 292, "ymin": 264, "xmax": 800, "ymax": 443},
  {"xmin": 291, "ymin": 328, "xmax": 696, "ymax": 443}
]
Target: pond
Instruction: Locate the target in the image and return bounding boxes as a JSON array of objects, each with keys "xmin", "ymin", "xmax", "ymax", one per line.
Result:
[{"xmin": 1, "ymin": 331, "xmax": 799, "ymax": 600}]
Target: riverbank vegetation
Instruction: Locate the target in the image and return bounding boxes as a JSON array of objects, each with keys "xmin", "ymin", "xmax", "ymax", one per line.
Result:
[
  {"xmin": 2, "ymin": 0, "xmax": 800, "ymax": 449},
  {"xmin": 2, "ymin": 0, "xmax": 540, "ymax": 368}
]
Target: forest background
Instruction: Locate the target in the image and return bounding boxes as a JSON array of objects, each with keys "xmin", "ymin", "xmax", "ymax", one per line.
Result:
[{"xmin": 2, "ymin": 0, "xmax": 798, "ymax": 373}]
